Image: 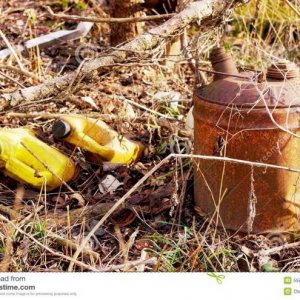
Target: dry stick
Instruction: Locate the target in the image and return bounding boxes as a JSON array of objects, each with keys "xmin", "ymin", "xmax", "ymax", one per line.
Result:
[
  {"xmin": 285, "ymin": 0, "xmax": 300, "ymax": 17},
  {"xmin": 48, "ymin": 232, "xmax": 100, "ymax": 260},
  {"xmin": 258, "ymin": 241, "xmax": 300, "ymax": 256},
  {"xmin": 68, "ymin": 152, "xmax": 300, "ymax": 271},
  {"xmin": 0, "ymin": 0, "xmax": 247, "ymax": 109},
  {"xmin": 45, "ymin": 6, "xmax": 176, "ymax": 23},
  {"xmin": 2, "ymin": 112, "xmax": 147, "ymax": 122},
  {"xmin": 0, "ymin": 29, "xmax": 25, "ymax": 72},
  {"xmin": 177, "ymin": 153, "xmax": 300, "ymax": 173},
  {"xmin": 116, "ymin": 96, "xmax": 177, "ymax": 120},
  {"xmin": 19, "ymin": 205, "xmax": 44, "ymax": 227},
  {"xmin": 0, "ymin": 65, "xmax": 40, "ymax": 82},
  {"xmin": 3, "ymin": 112, "xmax": 116, "ymax": 120},
  {"xmin": 98, "ymin": 257, "xmax": 157, "ymax": 272},
  {"xmin": 0, "ymin": 70, "xmax": 25, "ymax": 88}
]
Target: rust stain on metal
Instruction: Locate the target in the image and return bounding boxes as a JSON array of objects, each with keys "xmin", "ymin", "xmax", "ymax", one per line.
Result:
[{"xmin": 194, "ymin": 47, "xmax": 300, "ymax": 233}]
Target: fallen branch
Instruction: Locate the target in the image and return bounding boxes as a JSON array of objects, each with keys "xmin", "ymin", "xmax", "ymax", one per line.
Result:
[
  {"xmin": 0, "ymin": 0, "xmax": 248, "ymax": 110},
  {"xmin": 176, "ymin": 154, "xmax": 300, "ymax": 174}
]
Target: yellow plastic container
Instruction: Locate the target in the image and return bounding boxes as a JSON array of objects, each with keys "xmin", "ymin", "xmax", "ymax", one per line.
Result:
[
  {"xmin": 0, "ymin": 128, "xmax": 76, "ymax": 190},
  {"xmin": 52, "ymin": 115, "xmax": 144, "ymax": 164}
]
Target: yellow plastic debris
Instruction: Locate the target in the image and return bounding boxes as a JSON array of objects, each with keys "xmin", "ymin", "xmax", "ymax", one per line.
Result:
[
  {"xmin": 0, "ymin": 128, "xmax": 76, "ymax": 190},
  {"xmin": 52, "ymin": 115, "xmax": 144, "ymax": 164}
]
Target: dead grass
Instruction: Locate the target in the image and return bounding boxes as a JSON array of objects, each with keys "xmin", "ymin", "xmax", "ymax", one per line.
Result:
[{"xmin": 0, "ymin": 0, "xmax": 300, "ymax": 272}]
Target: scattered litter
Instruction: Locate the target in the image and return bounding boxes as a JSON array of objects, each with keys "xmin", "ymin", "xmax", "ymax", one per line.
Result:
[
  {"xmin": 0, "ymin": 22, "xmax": 94, "ymax": 59},
  {"xmin": 99, "ymin": 174, "xmax": 123, "ymax": 194}
]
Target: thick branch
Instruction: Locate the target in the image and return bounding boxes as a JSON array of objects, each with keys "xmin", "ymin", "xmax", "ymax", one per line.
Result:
[{"xmin": 0, "ymin": 0, "xmax": 247, "ymax": 111}]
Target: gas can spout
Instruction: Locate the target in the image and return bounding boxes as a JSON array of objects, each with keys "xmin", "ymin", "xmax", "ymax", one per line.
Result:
[{"xmin": 210, "ymin": 47, "xmax": 239, "ymax": 80}]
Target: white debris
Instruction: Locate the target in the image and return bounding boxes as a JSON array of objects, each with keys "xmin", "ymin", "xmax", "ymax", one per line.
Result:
[
  {"xmin": 186, "ymin": 106, "xmax": 194, "ymax": 135},
  {"xmin": 0, "ymin": 22, "xmax": 94, "ymax": 60},
  {"xmin": 99, "ymin": 174, "xmax": 123, "ymax": 194},
  {"xmin": 16, "ymin": 20, "xmax": 24, "ymax": 28},
  {"xmin": 153, "ymin": 91, "xmax": 181, "ymax": 111},
  {"xmin": 119, "ymin": 101, "xmax": 136, "ymax": 119},
  {"xmin": 81, "ymin": 96, "xmax": 98, "ymax": 109}
]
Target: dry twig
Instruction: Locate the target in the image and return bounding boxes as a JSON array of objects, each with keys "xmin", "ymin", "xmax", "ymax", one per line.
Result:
[
  {"xmin": 0, "ymin": 0, "xmax": 248, "ymax": 110},
  {"xmin": 45, "ymin": 6, "xmax": 175, "ymax": 23}
]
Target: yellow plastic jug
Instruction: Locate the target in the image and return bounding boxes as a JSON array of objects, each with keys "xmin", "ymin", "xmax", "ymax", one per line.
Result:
[
  {"xmin": 52, "ymin": 115, "xmax": 144, "ymax": 164},
  {"xmin": 0, "ymin": 128, "xmax": 76, "ymax": 190}
]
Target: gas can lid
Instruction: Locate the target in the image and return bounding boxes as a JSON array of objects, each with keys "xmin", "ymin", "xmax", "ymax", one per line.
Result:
[
  {"xmin": 267, "ymin": 60, "xmax": 299, "ymax": 80},
  {"xmin": 52, "ymin": 120, "xmax": 71, "ymax": 139}
]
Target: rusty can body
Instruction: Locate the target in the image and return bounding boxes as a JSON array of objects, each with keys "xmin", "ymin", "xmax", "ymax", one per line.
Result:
[{"xmin": 193, "ymin": 53, "xmax": 300, "ymax": 233}]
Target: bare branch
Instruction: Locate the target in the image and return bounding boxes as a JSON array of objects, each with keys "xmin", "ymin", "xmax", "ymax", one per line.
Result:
[{"xmin": 0, "ymin": 0, "xmax": 248, "ymax": 111}]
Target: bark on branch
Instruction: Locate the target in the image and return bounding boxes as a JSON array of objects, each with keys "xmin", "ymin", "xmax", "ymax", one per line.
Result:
[{"xmin": 0, "ymin": 0, "xmax": 249, "ymax": 111}]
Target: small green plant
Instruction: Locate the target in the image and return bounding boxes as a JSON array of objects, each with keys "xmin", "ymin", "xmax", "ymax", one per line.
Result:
[
  {"xmin": 156, "ymin": 140, "xmax": 169, "ymax": 155},
  {"xmin": 146, "ymin": 228, "xmax": 192, "ymax": 272},
  {"xmin": 25, "ymin": 9, "xmax": 37, "ymax": 26},
  {"xmin": 49, "ymin": 0, "xmax": 70, "ymax": 9},
  {"xmin": 75, "ymin": 0, "xmax": 87, "ymax": 10},
  {"xmin": 32, "ymin": 222, "xmax": 46, "ymax": 240}
]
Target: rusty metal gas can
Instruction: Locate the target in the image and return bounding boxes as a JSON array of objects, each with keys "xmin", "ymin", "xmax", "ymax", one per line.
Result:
[{"xmin": 194, "ymin": 47, "xmax": 300, "ymax": 233}]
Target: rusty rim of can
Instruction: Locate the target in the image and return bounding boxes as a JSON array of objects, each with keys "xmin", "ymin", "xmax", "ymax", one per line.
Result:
[{"xmin": 267, "ymin": 60, "xmax": 299, "ymax": 79}]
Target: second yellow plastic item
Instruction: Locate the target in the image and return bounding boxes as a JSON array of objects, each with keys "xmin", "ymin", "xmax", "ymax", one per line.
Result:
[
  {"xmin": 52, "ymin": 115, "xmax": 144, "ymax": 164},
  {"xmin": 0, "ymin": 128, "xmax": 76, "ymax": 190}
]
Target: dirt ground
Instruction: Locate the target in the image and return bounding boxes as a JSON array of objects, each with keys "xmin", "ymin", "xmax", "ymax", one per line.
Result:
[{"xmin": 0, "ymin": 0, "xmax": 300, "ymax": 272}]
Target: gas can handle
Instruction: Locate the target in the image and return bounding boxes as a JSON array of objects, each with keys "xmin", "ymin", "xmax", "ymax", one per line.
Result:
[{"xmin": 77, "ymin": 132, "xmax": 114, "ymax": 159}]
